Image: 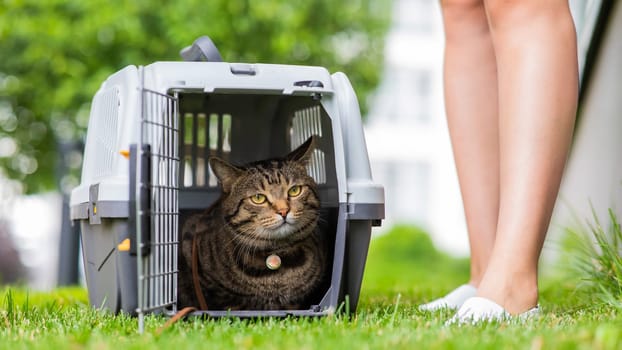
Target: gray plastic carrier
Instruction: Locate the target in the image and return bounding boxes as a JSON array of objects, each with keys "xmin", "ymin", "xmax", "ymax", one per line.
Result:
[{"xmin": 70, "ymin": 37, "xmax": 384, "ymax": 332}]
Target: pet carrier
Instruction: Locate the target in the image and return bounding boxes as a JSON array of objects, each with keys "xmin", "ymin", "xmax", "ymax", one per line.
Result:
[{"xmin": 69, "ymin": 36, "xmax": 384, "ymax": 331}]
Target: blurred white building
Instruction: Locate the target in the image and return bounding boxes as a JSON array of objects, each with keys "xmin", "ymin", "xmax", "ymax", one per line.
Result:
[{"xmin": 365, "ymin": 0, "xmax": 469, "ymax": 255}]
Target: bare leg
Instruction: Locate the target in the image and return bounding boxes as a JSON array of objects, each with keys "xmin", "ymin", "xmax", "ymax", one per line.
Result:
[
  {"xmin": 477, "ymin": 0, "xmax": 578, "ymax": 314},
  {"xmin": 441, "ymin": 0, "xmax": 499, "ymax": 287}
]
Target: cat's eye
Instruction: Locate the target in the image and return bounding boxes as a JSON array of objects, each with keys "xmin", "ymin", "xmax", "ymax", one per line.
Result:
[
  {"xmin": 250, "ymin": 194, "xmax": 267, "ymax": 204},
  {"xmin": 288, "ymin": 185, "xmax": 302, "ymax": 197}
]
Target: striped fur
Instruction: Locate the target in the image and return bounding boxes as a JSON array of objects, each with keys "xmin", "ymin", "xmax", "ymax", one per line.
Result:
[{"xmin": 178, "ymin": 138, "xmax": 329, "ymax": 310}]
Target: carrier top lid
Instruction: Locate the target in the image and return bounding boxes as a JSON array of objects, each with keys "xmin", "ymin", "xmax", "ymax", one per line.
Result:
[{"xmin": 141, "ymin": 61, "xmax": 335, "ymax": 96}]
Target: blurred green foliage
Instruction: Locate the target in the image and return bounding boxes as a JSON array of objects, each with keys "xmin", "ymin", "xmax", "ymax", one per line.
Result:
[
  {"xmin": 0, "ymin": 0, "xmax": 390, "ymax": 193},
  {"xmin": 362, "ymin": 225, "xmax": 470, "ymax": 296}
]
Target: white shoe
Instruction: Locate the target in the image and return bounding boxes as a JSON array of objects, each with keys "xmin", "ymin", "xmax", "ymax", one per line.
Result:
[
  {"xmin": 446, "ymin": 296, "xmax": 540, "ymax": 325},
  {"xmin": 418, "ymin": 284, "xmax": 477, "ymax": 311}
]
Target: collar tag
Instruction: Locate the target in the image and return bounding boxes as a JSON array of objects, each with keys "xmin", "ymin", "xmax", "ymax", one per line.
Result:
[{"xmin": 266, "ymin": 254, "xmax": 282, "ymax": 270}]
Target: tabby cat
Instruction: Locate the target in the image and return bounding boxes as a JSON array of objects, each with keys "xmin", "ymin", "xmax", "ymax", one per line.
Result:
[{"xmin": 178, "ymin": 137, "xmax": 329, "ymax": 310}]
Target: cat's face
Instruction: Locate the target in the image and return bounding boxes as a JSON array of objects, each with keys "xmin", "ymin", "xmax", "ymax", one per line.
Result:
[{"xmin": 210, "ymin": 138, "xmax": 320, "ymax": 242}]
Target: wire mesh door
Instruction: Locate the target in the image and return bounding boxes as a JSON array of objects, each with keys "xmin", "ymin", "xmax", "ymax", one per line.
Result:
[{"xmin": 135, "ymin": 83, "xmax": 180, "ymax": 332}]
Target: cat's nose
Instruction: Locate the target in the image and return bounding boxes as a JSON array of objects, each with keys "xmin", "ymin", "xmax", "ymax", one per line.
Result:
[{"xmin": 274, "ymin": 200, "xmax": 289, "ymax": 218}]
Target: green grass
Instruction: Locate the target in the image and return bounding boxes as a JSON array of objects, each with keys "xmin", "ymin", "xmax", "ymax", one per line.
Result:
[
  {"xmin": 565, "ymin": 209, "xmax": 622, "ymax": 309},
  {"xmin": 1, "ymin": 225, "xmax": 621, "ymax": 349}
]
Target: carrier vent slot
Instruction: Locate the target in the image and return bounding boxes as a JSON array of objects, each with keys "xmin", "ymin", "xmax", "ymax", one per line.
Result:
[
  {"xmin": 291, "ymin": 106, "xmax": 326, "ymax": 184},
  {"xmin": 90, "ymin": 87, "xmax": 120, "ymax": 179},
  {"xmin": 181, "ymin": 112, "xmax": 231, "ymax": 188}
]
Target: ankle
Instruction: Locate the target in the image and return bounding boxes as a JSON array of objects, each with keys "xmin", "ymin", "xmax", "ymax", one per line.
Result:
[
  {"xmin": 467, "ymin": 279, "xmax": 480, "ymax": 289},
  {"xmin": 469, "ymin": 264, "xmax": 488, "ymax": 288},
  {"xmin": 476, "ymin": 271, "xmax": 539, "ymax": 314}
]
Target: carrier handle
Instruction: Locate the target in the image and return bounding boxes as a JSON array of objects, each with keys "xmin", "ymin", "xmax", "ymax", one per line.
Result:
[
  {"xmin": 180, "ymin": 36, "xmax": 223, "ymax": 62},
  {"xmin": 129, "ymin": 144, "xmax": 152, "ymax": 257}
]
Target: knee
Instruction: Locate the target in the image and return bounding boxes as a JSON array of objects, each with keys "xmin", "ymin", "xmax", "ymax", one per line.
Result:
[
  {"xmin": 441, "ymin": 0, "xmax": 485, "ymax": 20},
  {"xmin": 484, "ymin": 0, "xmax": 557, "ymax": 30},
  {"xmin": 440, "ymin": 0, "xmax": 488, "ymax": 39},
  {"xmin": 441, "ymin": 0, "xmax": 483, "ymax": 10}
]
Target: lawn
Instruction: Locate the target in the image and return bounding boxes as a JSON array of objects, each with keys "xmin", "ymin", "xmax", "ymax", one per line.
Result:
[{"xmin": 1, "ymin": 226, "xmax": 621, "ymax": 349}]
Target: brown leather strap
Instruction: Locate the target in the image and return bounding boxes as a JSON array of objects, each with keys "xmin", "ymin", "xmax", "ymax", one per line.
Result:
[
  {"xmin": 155, "ymin": 306, "xmax": 197, "ymax": 335},
  {"xmin": 191, "ymin": 233, "xmax": 209, "ymax": 310},
  {"xmin": 154, "ymin": 234, "xmax": 208, "ymax": 334}
]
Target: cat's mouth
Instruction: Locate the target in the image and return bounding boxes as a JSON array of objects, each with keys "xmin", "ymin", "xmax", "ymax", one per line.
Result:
[
  {"xmin": 268, "ymin": 215, "xmax": 296, "ymax": 228},
  {"xmin": 265, "ymin": 224, "xmax": 295, "ymax": 239},
  {"xmin": 262, "ymin": 218, "xmax": 299, "ymax": 238},
  {"xmin": 285, "ymin": 216, "xmax": 298, "ymax": 225}
]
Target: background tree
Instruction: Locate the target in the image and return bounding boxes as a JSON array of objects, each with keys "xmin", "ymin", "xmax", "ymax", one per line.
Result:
[{"xmin": 0, "ymin": 0, "xmax": 390, "ymax": 194}]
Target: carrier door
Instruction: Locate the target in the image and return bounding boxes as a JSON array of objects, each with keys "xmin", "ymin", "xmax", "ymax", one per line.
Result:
[{"xmin": 132, "ymin": 82, "xmax": 180, "ymax": 330}]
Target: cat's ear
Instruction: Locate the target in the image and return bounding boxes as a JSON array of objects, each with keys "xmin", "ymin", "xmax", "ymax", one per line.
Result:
[
  {"xmin": 286, "ymin": 136, "xmax": 316, "ymax": 166},
  {"xmin": 209, "ymin": 157, "xmax": 243, "ymax": 192}
]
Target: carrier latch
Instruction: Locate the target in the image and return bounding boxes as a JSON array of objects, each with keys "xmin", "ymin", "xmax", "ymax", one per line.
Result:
[
  {"xmin": 88, "ymin": 184, "xmax": 101, "ymax": 225},
  {"xmin": 294, "ymin": 80, "xmax": 324, "ymax": 88}
]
